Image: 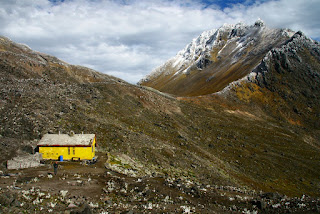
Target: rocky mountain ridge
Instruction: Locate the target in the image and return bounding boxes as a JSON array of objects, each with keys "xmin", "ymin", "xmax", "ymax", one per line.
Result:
[
  {"xmin": 139, "ymin": 20, "xmax": 298, "ymax": 96},
  {"xmin": 0, "ymin": 36, "xmax": 123, "ymax": 84},
  {"xmin": 213, "ymin": 30, "xmax": 320, "ymax": 129}
]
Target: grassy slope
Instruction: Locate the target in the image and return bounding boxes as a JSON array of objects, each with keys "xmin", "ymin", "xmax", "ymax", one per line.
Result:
[{"xmin": 178, "ymin": 33, "xmax": 320, "ymax": 196}]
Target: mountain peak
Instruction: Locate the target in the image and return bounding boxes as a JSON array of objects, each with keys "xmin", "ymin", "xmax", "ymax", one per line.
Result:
[
  {"xmin": 254, "ymin": 18, "xmax": 265, "ymax": 27},
  {"xmin": 139, "ymin": 21, "xmax": 295, "ymax": 96}
]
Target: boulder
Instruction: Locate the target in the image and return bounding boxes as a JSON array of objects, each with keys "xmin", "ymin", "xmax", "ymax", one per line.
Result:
[{"xmin": 70, "ymin": 203, "xmax": 92, "ymax": 214}]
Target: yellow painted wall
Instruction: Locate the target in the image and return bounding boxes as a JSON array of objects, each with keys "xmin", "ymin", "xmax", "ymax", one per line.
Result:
[{"xmin": 39, "ymin": 138, "xmax": 96, "ymax": 160}]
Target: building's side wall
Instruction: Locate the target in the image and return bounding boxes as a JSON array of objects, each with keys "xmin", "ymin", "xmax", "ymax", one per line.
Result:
[
  {"xmin": 39, "ymin": 145, "xmax": 95, "ymax": 160},
  {"xmin": 39, "ymin": 147, "xmax": 67, "ymax": 160},
  {"xmin": 74, "ymin": 146, "xmax": 94, "ymax": 160}
]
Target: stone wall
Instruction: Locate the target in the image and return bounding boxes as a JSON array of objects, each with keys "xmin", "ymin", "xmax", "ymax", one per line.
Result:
[{"xmin": 7, "ymin": 153, "xmax": 42, "ymax": 170}]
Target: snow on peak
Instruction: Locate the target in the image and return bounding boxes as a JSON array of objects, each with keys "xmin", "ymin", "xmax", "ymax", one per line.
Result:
[
  {"xmin": 170, "ymin": 21, "xmax": 253, "ymax": 75},
  {"xmin": 172, "ymin": 29, "xmax": 216, "ymax": 70},
  {"xmin": 254, "ymin": 18, "xmax": 265, "ymax": 27},
  {"xmin": 139, "ymin": 20, "xmax": 276, "ymax": 84}
]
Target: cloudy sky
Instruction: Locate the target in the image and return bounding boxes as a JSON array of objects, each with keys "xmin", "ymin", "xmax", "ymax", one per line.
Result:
[{"xmin": 1, "ymin": 0, "xmax": 320, "ymax": 83}]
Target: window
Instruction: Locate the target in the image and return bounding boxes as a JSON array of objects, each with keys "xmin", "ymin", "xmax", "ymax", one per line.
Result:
[
  {"xmin": 73, "ymin": 147, "xmax": 75, "ymax": 155},
  {"xmin": 68, "ymin": 147, "xmax": 70, "ymax": 155}
]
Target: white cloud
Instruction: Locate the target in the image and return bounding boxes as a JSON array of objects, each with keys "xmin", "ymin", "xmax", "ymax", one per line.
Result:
[
  {"xmin": 0, "ymin": 0, "xmax": 319, "ymax": 83},
  {"xmin": 223, "ymin": 0, "xmax": 320, "ymax": 38}
]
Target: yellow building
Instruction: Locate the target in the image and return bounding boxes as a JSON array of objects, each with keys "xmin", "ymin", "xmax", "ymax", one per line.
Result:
[{"xmin": 38, "ymin": 133, "xmax": 96, "ymax": 160}]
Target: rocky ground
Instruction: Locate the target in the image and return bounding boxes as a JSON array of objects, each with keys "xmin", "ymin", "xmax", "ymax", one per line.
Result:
[{"xmin": 0, "ymin": 152, "xmax": 319, "ymax": 213}]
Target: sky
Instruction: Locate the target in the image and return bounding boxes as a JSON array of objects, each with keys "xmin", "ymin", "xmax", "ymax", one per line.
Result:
[{"xmin": 1, "ymin": 0, "xmax": 320, "ymax": 83}]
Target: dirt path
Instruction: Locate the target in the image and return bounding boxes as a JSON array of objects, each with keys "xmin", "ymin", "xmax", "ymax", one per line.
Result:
[{"xmin": 1, "ymin": 152, "xmax": 108, "ymax": 199}]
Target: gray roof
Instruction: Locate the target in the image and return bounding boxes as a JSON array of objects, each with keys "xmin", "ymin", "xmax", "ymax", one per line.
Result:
[{"xmin": 37, "ymin": 134, "xmax": 95, "ymax": 147}]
